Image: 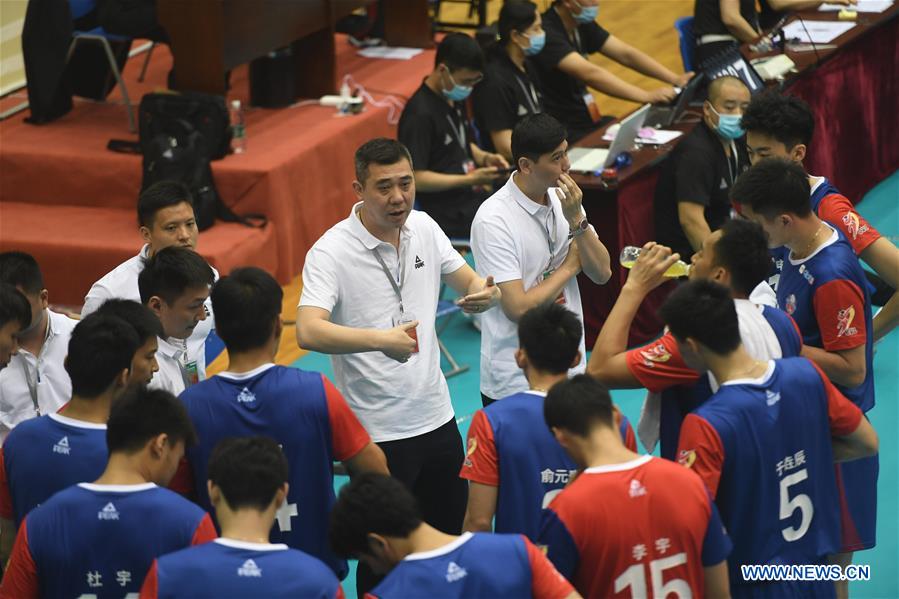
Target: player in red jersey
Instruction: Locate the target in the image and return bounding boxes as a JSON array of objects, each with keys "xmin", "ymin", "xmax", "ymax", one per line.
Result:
[{"xmin": 538, "ymin": 375, "xmax": 731, "ymax": 598}]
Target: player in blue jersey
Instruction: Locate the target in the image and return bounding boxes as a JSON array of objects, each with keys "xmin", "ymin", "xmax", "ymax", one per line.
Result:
[
  {"xmin": 0, "ymin": 313, "xmax": 141, "ymax": 566},
  {"xmin": 740, "ymin": 91, "xmax": 898, "ymax": 341},
  {"xmin": 141, "ymin": 436, "xmax": 343, "ymax": 598},
  {"xmin": 733, "ymin": 159, "xmax": 878, "ymax": 592},
  {"xmin": 588, "ymin": 219, "xmax": 803, "ymax": 458},
  {"xmin": 538, "ymin": 374, "xmax": 732, "ymax": 598},
  {"xmin": 176, "ymin": 267, "xmax": 387, "ymax": 579},
  {"xmin": 330, "ymin": 472, "xmax": 577, "ymax": 599},
  {"xmin": 660, "ymin": 280, "xmax": 878, "ymax": 598},
  {"xmin": 460, "ymin": 302, "xmax": 636, "ymax": 540},
  {"xmin": 0, "ymin": 386, "xmax": 217, "ymax": 598}
]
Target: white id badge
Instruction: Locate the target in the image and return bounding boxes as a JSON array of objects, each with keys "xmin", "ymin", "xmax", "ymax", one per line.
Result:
[{"xmin": 392, "ymin": 310, "xmax": 419, "ymax": 354}]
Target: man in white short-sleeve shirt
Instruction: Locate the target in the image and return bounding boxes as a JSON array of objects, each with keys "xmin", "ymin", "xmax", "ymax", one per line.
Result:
[
  {"xmin": 297, "ymin": 138, "xmax": 501, "ymax": 595},
  {"xmin": 0, "ymin": 252, "xmax": 76, "ymax": 443},
  {"xmin": 82, "ymin": 181, "xmax": 217, "ymax": 381},
  {"xmin": 471, "ymin": 113, "xmax": 612, "ymax": 405}
]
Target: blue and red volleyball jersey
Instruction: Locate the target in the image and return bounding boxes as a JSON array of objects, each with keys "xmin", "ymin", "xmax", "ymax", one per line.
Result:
[
  {"xmin": 177, "ymin": 364, "xmax": 371, "ymax": 579},
  {"xmin": 677, "ymin": 358, "xmax": 864, "ymax": 592},
  {"xmin": 0, "ymin": 482, "xmax": 216, "ymax": 598},
  {"xmin": 460, "ymin": 389, "xmax": 637, "ymax": 539},
  {"xmin": 625, "ymin": 300, "xmax": 802, "ymax": 459},
  {"xmin": 367, "ymin": 532, "xmax": 573, "ymax": 599},
  {"xmin": 0, "ymin": 413, "xmax": 107, "ymax": 526},
  {"xmin": 140, "ymin": 538, "xmax": 344, "ymax": 599},
  {"xmin": 539, "ymin": 454, "xmax": 731, "ymax": 598}
]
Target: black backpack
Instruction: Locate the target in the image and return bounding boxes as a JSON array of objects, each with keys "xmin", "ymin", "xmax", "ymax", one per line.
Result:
[{"xmin": 138, "ymin": 92, "xmax": 266, "ymax": 231}]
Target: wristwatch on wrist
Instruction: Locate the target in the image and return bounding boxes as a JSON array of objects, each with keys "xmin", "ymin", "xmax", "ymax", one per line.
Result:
[{"xmin": 568, "ymin": 217, "xmax": 589, "ymax": 239}]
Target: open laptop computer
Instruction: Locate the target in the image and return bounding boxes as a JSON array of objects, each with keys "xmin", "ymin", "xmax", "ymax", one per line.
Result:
[
  {"xmin": 645, "ymin": 72, "xmax": 705, "ymax": 128},
  {"xmin": 567, "ymin": 103, "xmax": 651, "ymax": 173}
]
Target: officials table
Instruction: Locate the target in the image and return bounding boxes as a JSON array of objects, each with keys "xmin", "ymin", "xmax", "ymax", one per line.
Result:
[{"xmin": 574, "ymin": 4, "xmax": 898, "ymax": 348}]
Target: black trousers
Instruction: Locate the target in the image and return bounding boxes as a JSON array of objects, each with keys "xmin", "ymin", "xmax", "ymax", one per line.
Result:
[{"xmin": 355, "ymin": 418, "xmax": 468, "ymax": 595}]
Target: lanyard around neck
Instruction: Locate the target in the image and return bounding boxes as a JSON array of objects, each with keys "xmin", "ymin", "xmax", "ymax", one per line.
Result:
[
  {"xmin": 725, "ymin": 139, "xmax": 739, "ymax": 186},
  {"xmin": 446, "ymin": 111, "xmax": 467, "ymax": 152},
  {"xmin": 514, "ymin": 73, "xmax": 540, "ymax": 114},
  {"xmin": 372, "ymin": 246, "xmax": 406, "ymax": 313}
]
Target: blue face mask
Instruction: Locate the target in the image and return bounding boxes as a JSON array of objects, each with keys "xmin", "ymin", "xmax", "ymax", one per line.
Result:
[
  {"xmin": 573, "ymin": 1, "xmax": 599, "ymax": 23},
  {"xmin": 442, "ymin": 70, "xmax": 473, "ymax": 101},
  {"xmin": 523, "ymin": 32, "xmax": 546, "ymax": 56},
  {"xmin": 710, "ymin": 105, "xmax": 745, "ymax": 140}
]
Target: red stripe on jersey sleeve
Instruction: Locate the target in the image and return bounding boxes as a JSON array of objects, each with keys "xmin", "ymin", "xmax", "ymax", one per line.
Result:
[
  {"xmin": 138, "ymin": 560, "xmax": 159, "ymax": 599},
  {"xmin": 191, "ymin": 513, "xmax": 218, "ymax": 545},
  {"xmin": 0, "ymin": 518, "xmax": 39, "ymax": 599},
  {"xmin": 0, "ymin": 448, "xmax": 13, "ymax": 520},
  {"xmin": 524, "ymin": 536, "xmax": 576, "ymax": 599},
  {"xmin": 459, "ymin": 410, "xmax": 499, "ymax": 486},
  {"xmin": 818, "ymin": 194, "xmax": 880, "ymax": 255},
  {"xmin": 168, "ymin": 457, "xmax": 195, "ymax": 499},
  {"xmin": 625, "ymin": 332, "xmax": 701, "ymax": 393},
  {"xmin": 677, "ymin": 415, "xmax": 725, "ymax": 498},
  {"xmin": 808, "ymin": 360, "xmax": 863, "ymax": 436},
  {"xmin": 335, "ymin": 584, "xmax": 346, "ymax": 599},
  {"xmin": 812, "ymin": 280, "xmax": 868, "ymax": 351},
  {"xmin": 323, "ymin": 375, "xmax": 371, "ymax": 462}
]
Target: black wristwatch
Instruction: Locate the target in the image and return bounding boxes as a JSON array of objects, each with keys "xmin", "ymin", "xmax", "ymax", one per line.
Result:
[{"xmin": 568, "ymin": 217, "xmax": 589, "ymax": 239}]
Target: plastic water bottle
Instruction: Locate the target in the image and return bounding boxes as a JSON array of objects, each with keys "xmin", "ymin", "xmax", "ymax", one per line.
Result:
[
  {"xmin": 230, "ymin": 100, "xmax": 246, "ymax": 154},
  {"xmin": 620, "ymin": 245, "xmax": 690, "ymax": 277}
]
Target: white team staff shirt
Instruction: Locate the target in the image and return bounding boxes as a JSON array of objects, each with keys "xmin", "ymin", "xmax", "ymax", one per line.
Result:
[
  {"xmin": 0, "ymin": 310, "xmax": 77, "ymax": 444},
  {"xmin": 471, "ymin": 174, "xmax": 589, "ymax": 399},
  {"xmin": 81, "ymin": 244, "xmax": 218, "ymax": 380},
  {"xmin": 299, "ymin": 203, "xmax": 465, "ymax": 442},
  {"xmin": 148, "ymin": 337, "xmax": 190, "ymax": 397}
]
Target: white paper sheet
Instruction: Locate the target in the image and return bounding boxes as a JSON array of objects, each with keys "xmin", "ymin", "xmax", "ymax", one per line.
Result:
[
  {"xmin": 602, "ymin": 128, "xmax": 684, "ymax": 144},
  {"xmin": 358, "ymin": 47, "xmax": 424, "ymax": 60},
  {"xmin": 782, "ymin": 20, "xmax": 856, "ymax": 43},
  {"xmin": 819, "ymin": 0, "xmax": 893, "ymax": 12}
]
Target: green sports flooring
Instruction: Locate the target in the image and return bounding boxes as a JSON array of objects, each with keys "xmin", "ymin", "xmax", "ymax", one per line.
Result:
[{"xmin": 294, "ymin": 171, "xmax": 899, "ymax": 598}]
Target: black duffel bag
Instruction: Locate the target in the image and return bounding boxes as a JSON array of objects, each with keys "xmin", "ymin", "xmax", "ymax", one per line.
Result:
[{"xmin": 139, "ymin": 91, "xmax": 232, "ymax": 160}]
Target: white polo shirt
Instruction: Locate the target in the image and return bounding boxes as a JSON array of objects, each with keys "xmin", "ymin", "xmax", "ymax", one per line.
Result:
[
  {"xmin": 81, "ymin": 244, "xmax": 218, "ymax": 380},
  {"xmin": 471, "ymin": 174, "xmax": 588, "ymax": 399},
  {"xmin": 148, "ymin": 337, "xmax": 189, "ymax": 397},
  {"xmin": 0, "ymin": 310, "xmax": 77, "ymax": 444},
  {"xmin": 299, "ymin": 203, "xmax": 466, "ymax": 442}
]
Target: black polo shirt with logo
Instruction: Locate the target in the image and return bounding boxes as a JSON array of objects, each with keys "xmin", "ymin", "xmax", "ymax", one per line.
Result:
[
  {"xmin": 693, "ymin": 0, "xmax": 758, "ymax": 37},
  {"xmin": 531, "ymin": 6, "xmax": 610, "ymax": 141},
  {"xmin": 653, "ymin": 121, "xmax": 750, "ymax": 259},
  {"xmin": 472, "ymin": 48, "xmax": 544, "ymax": 154},
  {"xmin": 398, "ymin": 82, "xmax": 484, "ymax": 237}
]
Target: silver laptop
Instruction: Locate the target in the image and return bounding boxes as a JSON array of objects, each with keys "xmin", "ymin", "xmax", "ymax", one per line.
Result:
[{"xmin": 568, "ymin": 103, "xmax": 651, "ymax": 173}]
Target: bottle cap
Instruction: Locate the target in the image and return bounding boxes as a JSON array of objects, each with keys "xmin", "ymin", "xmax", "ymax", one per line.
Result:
[{"xmin": 231, "ymin": 100, "xmax": 241, "ymax": 109}]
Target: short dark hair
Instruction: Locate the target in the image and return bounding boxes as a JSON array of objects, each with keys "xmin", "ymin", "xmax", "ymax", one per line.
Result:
[
  {"xmin": 511, "ymin": 113, "xmax": 567, "ymax": 165},
  {"xmin": 66, "ymin": 314, "xmax": 141, "ymax": 397},
  {"xmin": 544, "ymin": 374, "xmax": 614, "ymax": 437},
  {"xmin": 330, "ymin": 473, "xmax": 422, "ymax": 559},
  {"xmin": 730, "ymin": 158, "xmax": 811, "ymax": 219},
  {"xmin": 498, "ymin": 1, "xmax": 539, "ymax": 45},
  {"xmin": 712, "ymin": 219, "xmax": 773, "ymax": 297},
  {"xmin": 95, "ymin": 299, "xmax": 164, "ymax": 344},
  {"xmin": 741, "ymin": 91, "xmax": 814, "ymax": 149},
  {"xmin": 0, "ymin": 251, "xmax": 44, "ymax": 295},
  {"xmin": 138, "ymin": 246, "xmax": 215, "ymax": 305},
  {"xmin": 106, "ymin": 386, "xmax": 197, "ymax": 454},
  {"xmin": 0, "ymin": 283, "xmax": 31, "ymax": 330},
  {"xmin": 211, "ymin": 267, "xmax": 283, "ymax": 353},
  {"xmin": 435, "ymin": 32, "xmax": 485, "ymax": 72},
  {"xmin": 208, "ymin": 437, "xmax": 289, "ymax": 511},
  {"xmin": 137, "ymin": 180, "xmax": 194, "ymax": 228},
  {"xmin": 518, "ymin": 304, "xmax": 582, "ymax": 374},
  {"xmin": 658, "ymin": 279, "xmax": 740, "ymax": 354},
  {"xmin": 354, "ymin": 138, "xmax": 413, "ymax": 184}
]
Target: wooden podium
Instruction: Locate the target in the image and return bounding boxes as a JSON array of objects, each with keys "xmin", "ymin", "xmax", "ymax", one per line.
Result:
[{"xmin": 157, "ymin": 0, "xmax": 433, "ymax": 97}]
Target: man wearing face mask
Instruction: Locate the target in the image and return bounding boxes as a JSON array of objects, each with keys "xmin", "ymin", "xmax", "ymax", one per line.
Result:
[
  {"xmin": 472, "ymin": 1, "xmax": 546, "ymax": 162},
  {"xmin": 532, "ymin": 0, "xmax": 693, "ymax": 142},
  {"xmin": 398, "ymin": 33, "xmax": 509, "ymax": 238},
  {"xmin": 654, "ymin": 75, "xmax": 750, "ymax": 260}
]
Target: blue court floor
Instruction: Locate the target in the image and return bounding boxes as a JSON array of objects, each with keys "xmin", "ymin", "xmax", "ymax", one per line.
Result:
[{"xmin": 295, "ymin": 171, "xmax": 898, "ymax": 599}]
